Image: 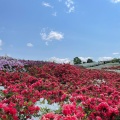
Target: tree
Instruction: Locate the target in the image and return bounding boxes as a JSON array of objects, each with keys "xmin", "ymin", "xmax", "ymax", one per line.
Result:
[
  {"xmin": 73, "ymin": 57, "xmax": 81, "ymax": 64},
  {"xmin": 111, "ymin": 58, "xmax": 120, "ymax": 63},
  {"xmin": 87, "ymin": 58, "xmax": 93, "ymax": 63}
]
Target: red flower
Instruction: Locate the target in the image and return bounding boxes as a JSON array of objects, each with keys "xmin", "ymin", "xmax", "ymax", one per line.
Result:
[
  {"xmin": 96, "ymin": 116, "xmax": 102, "ymax": 120},
  {"xmin": 62, "ymin": 104, "xmax": 76, "ymax": 116}
]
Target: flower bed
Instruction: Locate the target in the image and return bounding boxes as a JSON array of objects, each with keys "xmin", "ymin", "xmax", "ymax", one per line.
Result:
[
  {"xmin": 103, "ymin": 66, "xmax": 120, "ymax": 70},
  {"xmin": 0, "ymin": 60, "xmax": 120, "ymax": 119}
]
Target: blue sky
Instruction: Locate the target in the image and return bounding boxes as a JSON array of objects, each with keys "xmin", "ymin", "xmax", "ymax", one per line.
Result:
[{"xmin": 0, "ymin": 0, "xmax": 120, "ymax": 62}]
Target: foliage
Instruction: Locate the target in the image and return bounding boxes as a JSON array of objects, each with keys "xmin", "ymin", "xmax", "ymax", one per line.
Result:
[
  {"xmin": 87, "ymin": 58, "xmax": 93, "ymax": 63},
  {"xmin": 73, "ymin": 57, "xmax": 81, "ymax": 64},
  {"xmin": 110, "ymin": 58, "xmax": 120, "ymax": 63}
]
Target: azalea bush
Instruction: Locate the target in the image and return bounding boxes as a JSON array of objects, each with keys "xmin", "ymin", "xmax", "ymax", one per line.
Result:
[
  {"xmin": 0, "ymin": 58, "xmax": 24, "ymax": 71},
  {"xmin": 0, "ymin": 58, "xmax": 120, "ymax": 119},
  {"xmin": 0, "ymin": 56, "xmax": 52, "ymax": 71}
]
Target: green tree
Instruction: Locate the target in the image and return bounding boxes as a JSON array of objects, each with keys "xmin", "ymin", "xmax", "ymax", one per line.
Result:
[
  {"xmin": 87, "ymin": 58, "xmax": 93, "ymax": 63},
  {"xmin": 73, "ymin": 57, "xmax": 81, "ymax": 64},
  {"xmin": 111, "ymin": 58, "xmax": 120, "ymax": 63}
]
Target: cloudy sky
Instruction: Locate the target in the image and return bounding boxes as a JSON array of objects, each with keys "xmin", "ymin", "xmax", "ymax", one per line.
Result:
[{"xmin": 0, "ymin": 0, "xmax": 120, "ymax": 62}]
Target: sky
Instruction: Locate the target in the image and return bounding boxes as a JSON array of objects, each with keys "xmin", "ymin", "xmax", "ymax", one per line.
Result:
[{"xmin": 0, "ymin": 0, "xmax": 120, "ymax": 63}]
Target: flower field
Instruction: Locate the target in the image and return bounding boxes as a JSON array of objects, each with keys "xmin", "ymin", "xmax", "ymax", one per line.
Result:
[{"xmin": 0, "ymin": 57, "xmax": 120, "ymax": 120}]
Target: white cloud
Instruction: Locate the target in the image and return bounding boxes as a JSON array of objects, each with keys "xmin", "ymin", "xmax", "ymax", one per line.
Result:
[
  {"xmin": 111, "ymin": 0, "xmax": 120, "ymax": 3},
  {"xmin": 46, "ymin": 31, "xmax": 63, "ymax": 40},
  {"xmin": 42, "ymin": 2, "xmax": 53, "ymax": 8},
  {"xmin": 0, "ymin": 40, "xmax": 2, "ymax": 46},
  {"xmin": 27, "ymin": 43, "xmax": 33, "ymax": 47},
  {"xmin": 52, "ymin": 12, "xmax": 57, "ymax": 16},
  {"xmin": 65, "ymin": 0, "xmax": 75, "ymax": 13},
  {"xmin": 40, "ymin": 28, "xmax": 64, "ymax": 45},
  {"xmin": 78, "ymin": 57, "xmax": 93, "ymax": 62},
  {"xmin": 49, "ymin": 57, "xmax": 70, "ymax": 63},
  {"xmin": 0, "ymin": 39, "xmax": 3, "ymax": 50},
  {"xmin": 113, "ymin": 52, "xmax": 119, "ymax": 55},
  {"xmin": 98, "ymin": 57, "xmax": 113, "ymax": 61}
]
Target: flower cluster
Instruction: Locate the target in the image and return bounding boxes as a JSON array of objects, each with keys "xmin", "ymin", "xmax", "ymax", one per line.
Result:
[
  {"xmin": 0, "ymin": 59, "xmax": 120, "ymax": 119},
  {"xmin": 0, "ymin": 56, "xmax": 52, "ymax": 71},
  {"xmin": 0, "ymin": 57, "xmax": 24, "ymax": 71}
]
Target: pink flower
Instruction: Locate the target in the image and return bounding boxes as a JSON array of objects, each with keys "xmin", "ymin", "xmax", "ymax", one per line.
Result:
[
  {"xmin": 41, "ymin": 112, "xmax": 62, "ymax": 120},
  {"xmin": 96, "ymin": 116, "xmax": 102, "ymax": 120},
  {"xmin": 63, "ymin": 115, "xmax": 78, "ymax": 120},
  {"xmin": 61, "ymin": 94, "xmax": 67, "ymax": 101},
  {"xmin": 62, "ymin": 104, "xmax": 76, "ymax": 116},
  {"xmin": 97, "ymin": 102, "xmax": 109, "ymax": 112}
]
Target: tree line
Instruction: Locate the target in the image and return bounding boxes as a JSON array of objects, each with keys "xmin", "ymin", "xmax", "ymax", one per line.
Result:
[
  {"xmin": 73, "ymin": 57, "xmax": 93, "ymax": 64},
  {"xmin": 73, "ymin": 57, "xmax": 120, "ymax": 65}
]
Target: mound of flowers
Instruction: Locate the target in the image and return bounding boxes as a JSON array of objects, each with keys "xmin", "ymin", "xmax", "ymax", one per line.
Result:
[
  {"xmin": 0, "ymin": 59, "xmax": 120, "ymax": 119},
  {"xmin": 0, "ymin": 56, "xmax": 51, "ymax": 72},
  {"xmin": 0, "ymin": 56, "xmax": 24, "ymax": 71}
]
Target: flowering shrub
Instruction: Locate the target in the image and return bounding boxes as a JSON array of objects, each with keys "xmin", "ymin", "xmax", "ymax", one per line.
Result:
[
  {"xmin": 0, "ymin": 58, "xmax": 24, "ymax": 71},
  {"xmin": 0, "ymin": 56, "xmax": 52, "ymax": 71},
  {"xmin": 0, "ymin": 58, "xmax": 120, "ymax": 119}
]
